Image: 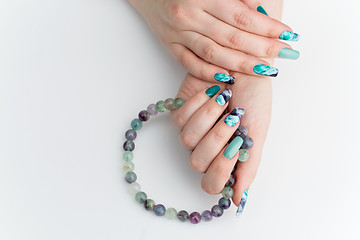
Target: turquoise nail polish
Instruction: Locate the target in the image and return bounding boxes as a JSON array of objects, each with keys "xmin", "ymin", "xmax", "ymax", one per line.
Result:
[
  {"xmin": 279, "ymin": 30, "xmax": 300, "ymax": 41},
  {"xmin": 214, "ymin": 73, "xmax": 235, "ymax": 84},
  {"xmin": 236, "ymin": 190, "xmax": 248, "ymax": 217},
  {"xmin": 278, "ymin": 48, "xmax": 300, "ymax": 60},
  {"xmin": 224, "ymin": 107, "xmax": 245, "ymax": 127},
  {"xmin": 253, "ymin": 64, "xmax": 278, "ymax": 77},
  {"xmin": 216, "ymin": 89, "xmax": 232, "ymax": 106},
  {"xmin": 205, "ymin": 85, "xmax": 220, "ymax": 98},
  {"xmin": 256, "ymin": 6, "xmax": 268, "ymax": 16},
  {"xmin": 224, "ymin": 136, "xmax": 243, "ymax": 159}
]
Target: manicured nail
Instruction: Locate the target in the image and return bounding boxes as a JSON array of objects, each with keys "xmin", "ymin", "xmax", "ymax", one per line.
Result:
[
  {"xmin": 256, "ymin": 6, "xmax": 268, "ymax": 16},
  {"xmin": 253, "ymin": 64, "xmax": 279, "ymax": 77},
  {"xmin": 224, "ymin": 107, "xmax": 245, "ymax": 127},
  {"xmin": 214, "ymin": 73, "xmax": 235, "ymax": 84},
  {"xmin": 215, "ymin": 89, "xmax": 232, "ymax": 106},
  {"xmin": 278, "ymin": 48, "xmax": 300, "ymax": 60},
  {"xmin": 279, "ymin": 30, "xmax": 300, "ymax": 41},
  {"xmin": 205, "ymin": 85, "xmax": 220, "ymax": 98},
  {"xmin": 236, "ymin": 190, "xmax": 249, "ymax": 217},
  {"xmin": 224, "ymin": 136, "xmax": 243, "ymax": 159}
]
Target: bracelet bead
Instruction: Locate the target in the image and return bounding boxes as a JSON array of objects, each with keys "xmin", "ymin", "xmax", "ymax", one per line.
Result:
[
  {"xmin": 125, "ymin": 129, "xmax": 137, "ymax": 141},
  {"xmin": 189, "ymin": 212, "xmax": 201, "ymax": 224},
  {"xmin": 154, "ymin": 204, "xmax": 166, "ymax": 216},
  {"xmin": 125, "ymin": 171, "xmax": 137, "ymax": 183},
  {"xmin": 165, "ymin": 208, "xmax": 178, "ymax": 219},
  {"xmin": 123, "ymin": 151, "xmax": 133, "ymax": 162},
  {"xmin": 218, "ymin": 197, "xmax": 231, "ymax": 210},
  {"xmin": 201, "ymin": 210, "xmax": 213, "ymax": 222},
  {"xmin": 155, "ymin": 100, "xmax": 166, "ymax": 112},
  {"xmin": 144, "ymin": 199, "xmax": 155, "ymax": 211},
  {"xmin": 131, "ymin": 119, "xmax": 142, "ymax": 131},
  {"xmin": 177, "ymin": 210, "xmax": 189, "ymax": 222},
  {"xmin": 123, "ymin": 140, "xmax": 135, "ymax": 152},
  {"xmin": 135, "ymin": 191, "xmax": 147, "ymax": 204},
  {"xmin": 164, "ymin": 98, "xmax": 175, "ymax": 110},
  {"xmin": 211, "ymin": 205, "xmax": 224, "ymax": 217},
  {"xmin": 128, "ymin": 182, "xmax": 141, "ymax": 195},
  {"xmin": 147, "ymin": 104, "xmax": 158, "ymax": 116},
  {"xmin": 222, "ymin": 186, "xmax": 234, "ymax": 199},
  {"xmin": 138, "ymin": 110, "xmax": 150, "ymax": 122}
]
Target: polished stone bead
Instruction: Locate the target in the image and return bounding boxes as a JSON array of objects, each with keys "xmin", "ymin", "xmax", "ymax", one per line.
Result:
[
  {"xmin": 154, "ymin": 204, "xmax": 166, "ymax": 216},
  {"xmin": 125, "ymin": 171, "xmax": 137, "ymax": 183},
  {"xmin": 138, "ymin": 110, "xmax": 150, "ymax": 122},
  {"xmin": 165, "ymin": 208, "xmax": 177, "ymax": 220},
  {"xmin": 164, "ymin": 98, "xmax": 175, "ymax": 110},
  {"xmin": 218, "ymin": 197, "xmax": 231, "ymax": 209},
  {"xmin": 128, "ymin": 182, "xmax": 141, "ymax": 195},
  {"xmin": 155, "ymin": 100, "xmax": 166, "ymax": 112},
  {"xmin": 201, "ymin": 210, "xmax": 213, "ymax": 222},
  {"xmin": 147, "ymin": 104, "xmax": 158, "ymax": 116},
  {"xmin": 122, "ymin": 151, "xmax": 133, "ymax": 162},
  {"xmin": 225, "ymin": 175, "xmax": 235, "ymax": 187},
  {"xmin": 211, "ymin": 205, "xmax": 224, "ymax": 217},
  {"xmin": 135, "ymin": 191, "xmax": 147, "ymax": 204},
  {"xmin": 123, "ymin": 140, "xmax": 135, "ymax": 152},
  {"xmin": 125, "ymin": 129, "xmax": 137, "ymax": 141},
  {"xmin": 173, "ymin": 97, "xmax": 186, "ymax": 110},
  {"xmin": 123, "ymin": 161, "xmax": 134, "ymax": 172},
  {"xmin": 177, "ymin": 210, "xmax": 189, "ymax": 222},
  {"xmin": 242, "ymin": 136, "xmax": 254, "ymax": 149},
  {"xmin": 189, "ymin": 212, "xmax": 201, "ymax": 224},
  {"xmin": 131, "ymin": 118, "xmax": 142, "ymax": 130},
  {"xmin": 222, "ymin": 186, "xmax": 234, "ymax": 199},
  {"xmin": 238, "ymin": 149, "xmax": 249, "ymax": 162},
  {"xmin": 235, "ymin": 125, "xmax": 248, "ymax": 138},
  {"xmin": 144, "ymin": 199, "xmax": 155, "ymax": 211}
]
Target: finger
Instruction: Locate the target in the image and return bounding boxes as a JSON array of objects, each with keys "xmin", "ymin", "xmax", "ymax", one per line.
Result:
[
  {"xmin": 169, "ymin": 43, "xmax": 229, "ymax": 82},
  {"xmin": 180, "ymin": 89, "xmax": 232, "ymax": 150},
  {"xmin": 201, "ymin": 136, "xmax": 244, "ymax": 194},
  {"xmin": 179, "ymin": 31, "xmax": 279, "ymax": 77},
  {"xmin": 189, "ymin": 107, "xmax": 244, "ymax": 173},
  {"xmin": 204, "ymin": 0, "xmax": 299, "ymax": 41},
  {"xmin": 171, "ymin": 84, "xmax": 222, "ymax": 131}
]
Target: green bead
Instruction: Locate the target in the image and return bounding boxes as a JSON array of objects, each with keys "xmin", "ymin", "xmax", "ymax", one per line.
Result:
[
  {"xmin": 238, "ymin": 149, "xmax": 250, "ymax": 162},
  {"xmin": 173, "ymin": 98, "xmax": 185, "ymax": 110},
  {"xmin": 164, "ymin": 98, "xmax": 175, "ymax": 110},
  {"xmin": 155, "ymin": 100, "xmax": 166, "ymax": 112},
  {"xmin": 135, "ymin": 191, "xmax": 147, "ymax": 204},
  {"xmin": 222, "ymin": 186, "xmax": 234, "ymax": 199},
  {"xmin": 144, "ymin": 199, "xmax": 155, "ymax": 211},
  {"xmin": 131, "ymin": 118, "xmax": 142, "ymax": 130},
  {"xmin": 123, "ymin": 151, "xmax": 133, "ymax": 162},
  {"xmin": 165, "ymin": 208, "xmax": 177, "ymax": 220},
  {"xmin": 123, "ymin": 161, "xmax": 134, "ymax": 172}
]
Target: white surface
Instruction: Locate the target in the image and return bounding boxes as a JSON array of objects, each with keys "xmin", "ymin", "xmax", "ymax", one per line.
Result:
[{"xmin": 1, "ymin": 0, "xmax": 359, "ymax": 239}]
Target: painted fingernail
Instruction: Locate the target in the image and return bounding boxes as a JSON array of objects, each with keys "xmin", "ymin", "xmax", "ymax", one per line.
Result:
[
  {"xmin": 253, "ymin": 64, "xmax": 278, "ymax": 77},
  {"xmin": 278, "ymin": 48, "xmax": 300, "ymax": 60},
  {"xmin": 205, "ymin": 85, "xmax": 221, "ymax": 98},
  {"xmin": 256, "ymin": 6, "xmax": 268, "ymax": 16},
  {"xmin": 215, "ymin": 89, "xmax": 232, "ymax": 106},
  {"xmin": 236, "ymin": 190, "xmax": 249, "ymax": 217},
  {"xmin": 224, "ymin": 136, "xmax": 243, "ymax": 159},
  {"xmin": 214, "ymin": 73, "xmax": 235, "ymax": 84},
  {"xmin": 279, "ymin": 30, "xmax": 300, "ymax": 41},
  {"xmin": 224, "ymin": 107, "xmax": 245, "ymax": 127}
]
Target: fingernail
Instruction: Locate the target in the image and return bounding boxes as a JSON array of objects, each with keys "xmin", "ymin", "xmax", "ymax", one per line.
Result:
[
  {"xmin": 253, "ymin": 64, "xmax": 279, "ymax": 77},
  {"xmin": 215, "ymin": 89, "xmax": 232, "ymax": 106},
  {"xmin": 256, "ymin": 6, "xmax": 268, "ymax": 16},
  {"xmin": 224, "ymin": 136, "xmax": 243, "ymax": 159},
  {"xmin": 236, "ymin": 190, "xmax": 249, "ymax": 217},
  {"xmin": 278, "ymin": 48, "xmax": 300, "ymax": 60},
  {"xmin": 214, "ymin": 73, "xmax": 235, "ymax": 84},
  {"xmin": 205, "ymin": 85, "xmax": 221, "ymax": 98},
  {"xmin": 224, "ymin": 107, "xmax": 245, "ymax": 127},
  {"xmin": 279, "ymin": 30, "xmax": 300, "ymax": 41}
]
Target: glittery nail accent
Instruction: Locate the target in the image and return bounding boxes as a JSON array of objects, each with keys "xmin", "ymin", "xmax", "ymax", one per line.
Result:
[
  {"xmin": 214, "ymin": 73, "xmax": 235, "ymax": 84},
  {"xmin": 279, "ymin": 30, "xmax": 300, "ymax": 41},
  {"xmin": 224, "ymin": 107, "xmax": 245, "ymax": 127},
  {"xmin": 253, "ymin": 64, "xmax": 279, "ymax": 77},
  {"xmin": 236, "ymin": 190, "xmax": 248, "ymax": 217},
  {"xmin": 215, "ymin": 89, "xmax": 232, "ymax": 106}
]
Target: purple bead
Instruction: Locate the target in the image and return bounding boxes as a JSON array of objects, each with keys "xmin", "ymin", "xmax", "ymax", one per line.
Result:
[
  {"xmin": 218, "ymin": 197, "xmax": 231, "ymax": 209},
  {"xmin": 242, "ymin": 136, "xmax": 254, "ymax": 149},
  {"xmin": 125, "ymin": 129, "xmax": 137, "ymax": 141},
  {"xmin": 123, "ymin": 140, "xmax": 135, "ymax": 151},
  {"xmin": 153, "ymin": 204, "xmax": 166, "ymax": 216},
  {"xmin": 211, "ymin": 205, "xmax": 224, "ymax": 217},
  {"xmin": 201, "ymin": 210, "xmax": 213, "ymax": 222},
  {"xmin": 236, "ymin": 125, "xmax": 248, "ymax": 138},
  {"xmin": 177, "ymin": 210, "xmax": 189, "ymax": 222},
  {"xmin": 147, "ymin": 104, "xmax": 158, "ymax": 116},
  {"xmin": 225, "ymin": 175, "xmax": 235, "ymax": 187},
  {"xmin": 138, "ymin": 110, "xmax": 150, "ymax": 122},
  {"xmin": 189, "ymin": 212, "xmax": 201, "ymax": 224}
]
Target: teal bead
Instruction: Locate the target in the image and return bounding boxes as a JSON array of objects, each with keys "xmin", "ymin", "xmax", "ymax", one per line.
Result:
[
  {"xmin": 222, "ymin": 186, "xmax": 234, "ymax": 199},
  {"xmin": 155, "ymin": 100, "xmax": 166, "ymax": 112},
  {"xmin": 131, "ymin": 118, "xmax": 142, "ymax": 130},
  {"xmin": 123, "ymin": 161, "xmax": 134, "ymax": 172},
  {"xmin": 164, "ymin": 98, "xmax": 175, "ymax": 110},
  {"xmin": 238, "ymin": 149, "xmax": 250, "ymax": 162},
  {"xmin": 165, "ymin": 208, "xmax": 178, "ymax": 220},
  {"xmin": 144, "ymin": 199, "xmax": 155, "ymax": 211},
  {"xmin": 123, "ymin": 151, "xmax": 133, "ymax": 162},
  {"xmin": 135, "ymin": 191, "xmax": 147, "ymax": 204},
  {"xmin": 173, "ymin": 98, "xmax": 186, "ymax": 110}
]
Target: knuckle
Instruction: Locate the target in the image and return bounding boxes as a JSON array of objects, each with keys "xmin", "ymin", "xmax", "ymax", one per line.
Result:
[
  {"xmin": 211, "ymin": 129, "xmax": 228, "ymax": 145},
  {"xmin": 198, "ymin": 65, "xmax": 209, "ymax": 80},
  {"xmin": 233, "ymin": 11, "xmax": 252, "ymax": 28},
  {"xmin": 201, "ymin": 44, "xmax": 216, "ymax": 61},
  {"xmin": 189, "ymin": 155, "xmax": 207, "ymax": 173},
  {"xmin": 165, "ymin": 2, "xmax": 187, "ymax": 27},
  {"xmin": 174, "ymin": 114, "xmax": 187, "ymax": 129},
  {"xmin": 201, "ymin": 178, "xmax": 221, "ymax": 195},
  {"xmin": 180, "ymin": 131, "xmax": 197, "ymax": 150},
  {"xmin": 228, "ymin": 32, "xmax": 245, "ymax": 49},
  {"xmin": 265, "ymin": 44, "xmax": 275, "ymax": 57},
  {"xmin": 178, "ymin": 51, "xmax": 189, "ymax": 68}
]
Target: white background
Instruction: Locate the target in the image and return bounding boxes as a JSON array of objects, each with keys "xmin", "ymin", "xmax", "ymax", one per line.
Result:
[{"xmin": 1, "ymin": 0, "xmax": 359, "ymax": 239}]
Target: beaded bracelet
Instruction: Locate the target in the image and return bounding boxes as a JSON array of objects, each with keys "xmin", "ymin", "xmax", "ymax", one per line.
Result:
[{"xmin": 122, "ymin": 97, "xmax": 253, "ymax": 224}]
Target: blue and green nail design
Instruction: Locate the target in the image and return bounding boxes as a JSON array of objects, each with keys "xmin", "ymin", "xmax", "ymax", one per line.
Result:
[
  {"xmin": 224, "ymin": 136, "xmax": 244, "ymax": 159},
  {"xmin": 216, "ymin": 89, "xmax": 232, "ymax": 106},
  {"xmin": 214, "ymin": 73, "xmax": 235, "ymax": 84},
  {"xmin": 257, "ymin": 6, "xmax": 268, "ymax": 16},
  {"xmin": 279, "ymin": 30, "xmax": 300, "ymax": 41},
  {"xmin": 236, "ymin": 190, "xmax": 248, "ymax": 217},
  {"xmin": 224, "ymin": 107, "xmax": 245, "ymax": 127},
  {"xmin": 253, "ymin": 64, "xmax": 279, "ymax": 77}
]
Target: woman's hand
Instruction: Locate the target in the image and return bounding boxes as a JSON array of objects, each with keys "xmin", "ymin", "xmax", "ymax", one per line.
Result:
[{"xmin": 128, "ymin": 0, "xmax": 299, "ymax": 82}]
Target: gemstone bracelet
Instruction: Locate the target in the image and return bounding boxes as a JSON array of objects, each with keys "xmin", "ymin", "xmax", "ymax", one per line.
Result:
[{"xmin": 122, "ymin": 97, "xmax": 253, "ymax": 224}]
